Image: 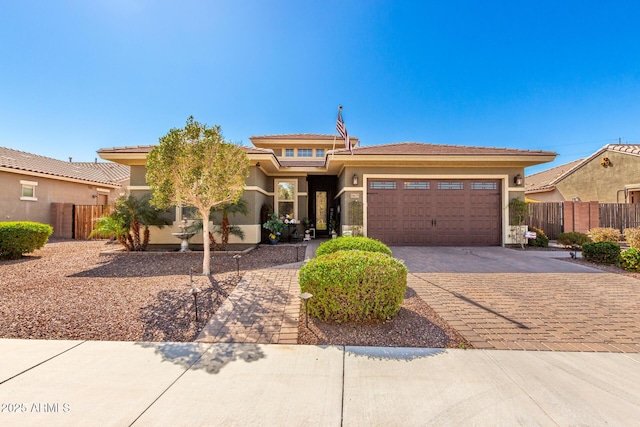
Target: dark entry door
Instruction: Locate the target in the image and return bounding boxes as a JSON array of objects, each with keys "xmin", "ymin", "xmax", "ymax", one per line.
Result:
[{"xmin": 308, "ymin": 176, "xmax": 338, "ymax": 237}]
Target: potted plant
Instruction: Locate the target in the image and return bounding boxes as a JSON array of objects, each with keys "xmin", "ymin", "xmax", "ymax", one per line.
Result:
[{"xmin": 263, "ymin": 212, "xmax": 284, "ymax": 244}]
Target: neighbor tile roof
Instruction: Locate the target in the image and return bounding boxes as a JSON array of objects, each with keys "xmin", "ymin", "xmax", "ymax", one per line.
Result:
[
  {"xmin": 525, "ymin": 158, "xmax": 584, "ymax": 192},
  {"xmin": 0, "ymin": 146, "xmax": 128, "ymax": 185},
  {"xmin": 331, "ymin": 142, "xmax": 555, "ymax": 156},
  {"xmin": 74, "ymin": 162, "xmax": 130, "ymax": 183},
  {"xmin": 524, "ymin": 144, "xmax": 640, "ymax": 193}
]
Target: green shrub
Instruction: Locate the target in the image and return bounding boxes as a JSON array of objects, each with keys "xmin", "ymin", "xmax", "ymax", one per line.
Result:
[
  {"xmin": 619, "ymin": 248, "xmax": 640, "ymax": 271},
  {"xmin": 588, "ymin": 227, "xmax": 621, "ymax": 243},
  {"xmin": 0, "ymin": 221, "xmax": 53, "ymax": 260},
  {"xmin": 315, "ymin": 236, "xmax": 392, "ymax": 257},
  {"xmin": 557, "ymin": 232, "xmax": 591, "ymax": 249},
  {"xmin": 299, "ymin": 250, "xmax": 407, "ymax": 323},
  {"xmin": 582, "ymin": 241, "xmax": 621, "ymax": 264},
  {"xmin": 527, "ymin": 226, "xmax": 549, "ymax": 247},
  {"xmin": 623, "ymin": 228, "xmax": 640, "ymax": 249}
]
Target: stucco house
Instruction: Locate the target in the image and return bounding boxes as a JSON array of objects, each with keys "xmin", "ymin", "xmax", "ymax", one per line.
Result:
[
  {"xmin": 98, "ymin": 134, "xmax": 555, "ymax": 246},
  {"xmin": 0, "ymin": 146, "xmax": 130, "ymax": 235},
  {"xmin": 525, "ymin": 144, "xmax": 640, "ymax": 203}
]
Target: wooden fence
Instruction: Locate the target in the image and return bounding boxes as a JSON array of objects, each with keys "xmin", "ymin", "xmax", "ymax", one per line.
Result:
[
  {"xmin": 74, "ymin": 205, "xmax": 110, "ymax": 240},
  {"xmin": 525, "ymin": 202, "xmax": 640, "ymax": 239},
  {"xmin": 526, "ymin": 202, "xmax": 563, "ymax": 239},
  {"xmin": 599, "ymin": 203, "xmax": 640, "ymax": 231}
]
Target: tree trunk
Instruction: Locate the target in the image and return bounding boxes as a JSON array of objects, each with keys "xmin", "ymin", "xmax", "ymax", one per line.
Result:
[
  {"xmin": 221, "ymin": 212, "xmax": 230, "ymax": 250},
  {"xmin": 201, "ymin": 209, "xmax": 212, "ymax": 275}
]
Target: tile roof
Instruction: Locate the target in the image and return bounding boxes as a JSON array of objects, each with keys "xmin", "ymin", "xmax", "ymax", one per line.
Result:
[
  {"xmin": 0, "ymin": 146, "xmax": 128, "ymax": 186},
  {"xmin": 524, "ymin": 144, "xmax": 640, "ymax": 193},
  {"xmin": 249, "ymin": 133, "xmax": 360, "ymax": 142},
  {"xmin": 74, "ymin": 162, "xmax": 130, "ymax": 183},
  {"xmin": 525, "ymin": 158, "xmax": 584, "ymax": 192},
  {"xmin": 332, "ymin": 142, "xmax": 555, "ymax": 156},
  {"xmin": 279, "ymin": 160, "xmax": 326, "ymax": 167},
  {"xmin": 98, "ymin": 145, "xmax": 268, "ymax": 155}
]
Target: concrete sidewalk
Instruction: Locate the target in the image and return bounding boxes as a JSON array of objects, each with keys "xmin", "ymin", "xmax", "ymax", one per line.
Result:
[{"xmin": 0, "ymin": 339, "xmax": 639, "ymax": 426}]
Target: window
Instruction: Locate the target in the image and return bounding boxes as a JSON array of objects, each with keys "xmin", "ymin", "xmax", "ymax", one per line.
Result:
[
  {"xmin": 298, "ymin": 148, "xmax": 312, "ymax": 157},
  {"xmin": 437, "ymin": 181, "xmax": 464, "ymax": 190},
  {"xmin": 404, "ymin": 181, "xmax": 429, "ymax": 190},
  {"xmin": 316, "ymin": 149, "xmax": 325, "ymax": 157},
  {"xmin": 285, "ymin": 148, "xmax": 294, "ymax": 157},
  {"xmin": 276, "ymin": 180, "xmax": 296, "ymax": 218},
  {"xmin": 370, "ymin": 181, "xmax": 397, "ymax": 190},
  {"xmin": 20, "ymin": 180, "xmax": 37, "ymax": 201},
  {"xmin": 471, "ymin": 182, "xmax": 498, "ymax": 190}
]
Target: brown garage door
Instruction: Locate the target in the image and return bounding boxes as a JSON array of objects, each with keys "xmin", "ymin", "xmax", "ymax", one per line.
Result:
[{"xmin": 367, "ymin": 179, "xmax": 501, "ymax": 246}]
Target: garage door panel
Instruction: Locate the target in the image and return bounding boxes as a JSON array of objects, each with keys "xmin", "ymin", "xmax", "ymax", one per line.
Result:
[{"xmin": 367, "ymin": 179, "xmax": 501, "ymax": 246}]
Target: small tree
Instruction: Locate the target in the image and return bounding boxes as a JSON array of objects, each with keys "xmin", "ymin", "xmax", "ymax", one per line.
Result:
[
  {"xmin": 146, "ymin": 116, "xmax": 249, "ymax": 275},
  {"xmin": 509, "ymin": 198, "xmax": 528, "ymax": 249}
]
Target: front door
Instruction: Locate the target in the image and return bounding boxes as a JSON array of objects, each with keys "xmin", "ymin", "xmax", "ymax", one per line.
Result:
[{"xmin": 308, "ymin": 176, "xmax": 338, "ymax": 237}]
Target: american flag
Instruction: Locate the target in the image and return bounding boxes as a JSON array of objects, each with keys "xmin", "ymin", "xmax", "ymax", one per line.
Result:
[{"xmin": 336, "ymin": 109, "xmax": 352, "ymax": 153}]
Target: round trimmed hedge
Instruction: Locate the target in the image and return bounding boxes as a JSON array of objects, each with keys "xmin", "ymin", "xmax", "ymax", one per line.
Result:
[
  {"xmin": 0, "ymin": 221, "xmax": 53, "ymax": 260},
  {"xmin": 315, "ymin": 236, "xmax": 392, "ymax": 257},
  {"xmin": 299, "ymin": 250, "xmax": 407, "ymax": 323}
]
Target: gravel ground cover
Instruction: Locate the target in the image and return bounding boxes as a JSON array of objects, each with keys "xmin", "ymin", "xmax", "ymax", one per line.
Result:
[{"xmin": 0, "ymin": 239, "xmax": 300, "ymax": 342}]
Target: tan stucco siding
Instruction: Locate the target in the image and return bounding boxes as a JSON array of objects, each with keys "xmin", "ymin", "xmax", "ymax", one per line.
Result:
[
  {"xmin": 555, "ymin": 151, "xmax": 640, "ymax": 202},
  {"xmin": 130, "ymin": 165, "xmax": 148, "ymax": 186},
  {"xmin": 0, "ymin": 171, "xmax": 120, "ymax": 225}
]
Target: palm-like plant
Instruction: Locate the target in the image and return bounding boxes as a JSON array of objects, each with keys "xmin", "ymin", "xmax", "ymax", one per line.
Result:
[
  {"xmin": 188, "ymin": 199, "xmax": 248, "ymax": 250},
  {"xmin": 90, "ymin": 194, "xmax": 169, "ymax": 251}
]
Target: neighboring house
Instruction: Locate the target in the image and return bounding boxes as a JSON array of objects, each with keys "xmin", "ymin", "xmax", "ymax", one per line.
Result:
[
  {"xmin": 525, "ymin": 144, "xmax": 640, "ymax": 203},
  {"xmin": 98, "ymin": 134, "xmax": 555, "ymax": 246},
  {"xmin": 0, "ymin": 146, "xmax": 130, "ymax": 235}
]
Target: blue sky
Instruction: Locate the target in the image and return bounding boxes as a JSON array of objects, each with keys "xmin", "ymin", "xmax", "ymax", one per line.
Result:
[{"xmin": 1, "ymin": 1, "xmax": 639, "ymax": 174}]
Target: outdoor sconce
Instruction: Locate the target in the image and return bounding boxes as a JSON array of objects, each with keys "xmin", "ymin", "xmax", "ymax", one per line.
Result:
[
  {"xmin": 352, "ymin": 174, "xmax": 358, "ymax": 186},
  {"xmin": 513, "ymin": 174, "xmax": 524, "ymax": 187}
]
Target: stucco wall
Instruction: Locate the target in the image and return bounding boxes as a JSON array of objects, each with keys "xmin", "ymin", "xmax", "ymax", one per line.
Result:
[
  {"xmin": 0, "ymin": 171, "xmax": 119, "ymax": 225},
  {"xmin": 526, "ymin": 189, "xmax": 566, "ymax": 203},
  {"xmin": 555, "ymin": 151, "xmax": 640, "ymax": 203}
]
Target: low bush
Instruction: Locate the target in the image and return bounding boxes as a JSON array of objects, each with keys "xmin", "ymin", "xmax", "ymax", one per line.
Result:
[
  {"xmin": 315, "ymin": 236, "xmax": 392, "ymax": 257},
  {"xmin": 619, "ymin": 248, "xmax": 640, "ymax": 271},
  {"xmin": 623, "ymin": 228, "xmax": 640, "ymax": 249},
  {"xmin": 557, "ymin": 232, "xmax": 591, "ymax": 249},
  {"xmin": 0, "ymin": 221, "xmax": 53, "ymax": 260},
  {"xmin": 582, "ymin": 241, "xmax": 621, "ymax": 264},
  {"xmin": 588, "ymin": 227, "xmax": 621, "ymax": 243},
  {"xmin": 527, "ymin": 226, "xmax": 549, "ymax": 247},
  {"xmin": 299, "ymin": 250, "xmax": 407, "ymax": 323}
]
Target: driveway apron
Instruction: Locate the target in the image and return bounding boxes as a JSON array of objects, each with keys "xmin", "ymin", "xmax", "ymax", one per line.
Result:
[{"xmin": 392, "ymin": 247, "xmax": 640, "ymax": 352}]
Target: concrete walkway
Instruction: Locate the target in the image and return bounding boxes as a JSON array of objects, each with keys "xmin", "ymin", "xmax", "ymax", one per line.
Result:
[{"xmin": 1, "ymin": 339, "xmax": 639, "ymax": 426}]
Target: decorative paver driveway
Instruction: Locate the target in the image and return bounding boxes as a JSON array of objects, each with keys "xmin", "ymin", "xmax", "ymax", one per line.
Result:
[{"xmin": 393, "ymin": 247, "xmax": 640, "ymax": 352}]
